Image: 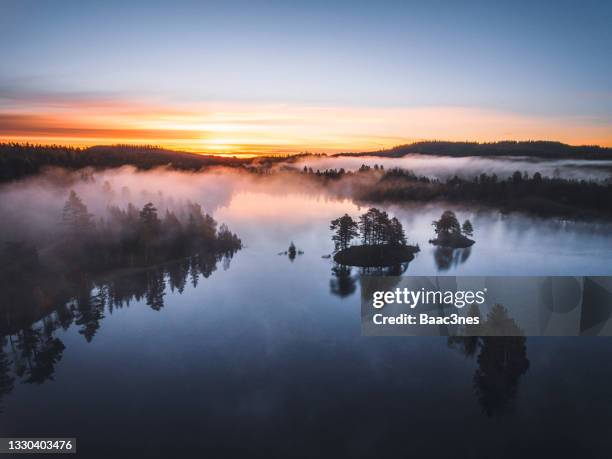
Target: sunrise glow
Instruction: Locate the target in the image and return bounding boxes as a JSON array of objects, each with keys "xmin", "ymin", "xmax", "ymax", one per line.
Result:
[{"xmin": 1, "ymin": 99, "xmax": 611, "ymax": 154}]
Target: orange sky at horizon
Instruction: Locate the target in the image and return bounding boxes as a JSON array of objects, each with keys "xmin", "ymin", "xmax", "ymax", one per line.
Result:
[{"xmin": 1, "ymin": 100, "xmax": 611, "ymax": 155}]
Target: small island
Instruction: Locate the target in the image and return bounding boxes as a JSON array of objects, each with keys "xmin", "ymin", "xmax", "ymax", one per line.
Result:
[
  {"xmin": 330, "ymin": 208, "xmax": 419, "ymax": 267},
  {"xmin": 429, "ymin": 210, "xmax": 475, "ymax": 248}
]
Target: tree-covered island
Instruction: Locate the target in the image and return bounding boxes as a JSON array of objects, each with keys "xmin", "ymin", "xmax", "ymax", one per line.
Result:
[
  {"xmin": 330, "ymin": 208, "xmax": 419, "ymax": 267},
  {"xmin": 430, "ymin": 210, "xmax": 475, "ymax": 248}
]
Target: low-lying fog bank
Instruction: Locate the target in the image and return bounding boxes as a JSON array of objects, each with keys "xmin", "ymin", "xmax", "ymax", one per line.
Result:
[
  {"xmin": 290, "ymin": 154, "xmax": 612, "ymax": 182},
  {"xmin": 1, "ymin": 164, "xmax": 611, "ymax": 253}
]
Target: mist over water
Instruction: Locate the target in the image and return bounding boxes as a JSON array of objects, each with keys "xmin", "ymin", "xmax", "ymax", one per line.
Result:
[
  {"xmin": 1, "ymin": 160, "xmax": 612, "ymax": 456},
  {"xmin": 292, "ymin": 154, "xmax": 612, "ymax": 181},
  {"xmin": 1, "ymin": 161, "xmax": 612, "ymax": 272}
]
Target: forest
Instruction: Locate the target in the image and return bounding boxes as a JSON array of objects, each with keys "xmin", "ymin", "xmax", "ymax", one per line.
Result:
[
  {"xmin": 336, "ymin": 140, "xmax": 612, "ymax": 159},
  {"xmin": 302, "ymin": 166, "xmax": 612, "ymax": 220},
  {"xmin": 0, "ymin": 189, "xmax": 242, "ymax": 339},
  {"xmin": 0, "ymin": 143, "xmax": 249, "ymax": 182},
  {"xmin": 3, "ymin": 141, "xmax": 612, "ymax": 184},
  {"xmin": 54, "ymin": 190, "xmax": 241, "ymax": 272}
]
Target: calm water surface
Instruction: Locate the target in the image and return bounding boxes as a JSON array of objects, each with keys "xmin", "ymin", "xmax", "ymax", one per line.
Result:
[{"xmin": 2, "ymin": 188, "xmax": 612, "ymax": 458}]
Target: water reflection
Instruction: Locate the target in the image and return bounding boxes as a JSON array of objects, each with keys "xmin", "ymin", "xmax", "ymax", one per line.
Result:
[
  {"xmin": 1, "ymin": 179, "xmax": 612, "ymax": 453},
  {"xmin": 330, "ymin": 261, "xmax": 412, "ymax": 298},
  {"xmin": 0, "ymin": 250, "xmax": 236, "ymax": 410},
  {"xmin": 330, "ymin": 265, "xmax": 357, "ymax": 298},
  {"xmin": 449, "ymin": 304, "xmax": 530, "ymax": 417},
  {"xmin": 433, "ymin": 246, "xmax": 471, "ymax": 271}
]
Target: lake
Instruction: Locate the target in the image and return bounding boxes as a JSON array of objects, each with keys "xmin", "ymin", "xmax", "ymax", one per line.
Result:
[{"xmin": 1, "ymin": 170, "xmax": 612, "ymax": 457}]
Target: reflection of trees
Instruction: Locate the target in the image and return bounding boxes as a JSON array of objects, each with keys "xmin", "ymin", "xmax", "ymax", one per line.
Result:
[
  {"xmin": 330, "ymin": 260, "xmax": 411, "ymax": 299},
  {"xmin": 0, "ymin": 249, "xmax": 237, "ymax": 405},
  {"xmin": 0, "ymin": 339, "xmax": 15, "ymax": 412},
  {"xmin": 73, "ymin": 285, "xmax": 106, "ymax": 342},
  {"xmin": 474, "ymin": 334, "xmax": 529, "ymax": 417},
  {"xmin": 145, "ymin": 268, "xmax": 166, "ymax": 311},
  {"xmin": 434, "ymin": 247, "xmax": 471, "ymax": 271},
  {"xmin": 11, "ymin": 326, "xmax": 65, "ymax": 385},
  {"xmin": 449, "ymin": 304, "xmax": 530, "ymax": 417},
  {"xmin": 330, "ymin": 265, "xmax": 357, "ymax": 298}
]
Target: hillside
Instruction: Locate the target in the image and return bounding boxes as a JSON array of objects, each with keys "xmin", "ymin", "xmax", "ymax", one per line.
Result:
[
  {"xmin": 0, "ymin": 143, "xmax": 251, "ymax": 182},
  {"xmin": 335, "ymin": 141, "xmax": 612, "ymax": 160}
]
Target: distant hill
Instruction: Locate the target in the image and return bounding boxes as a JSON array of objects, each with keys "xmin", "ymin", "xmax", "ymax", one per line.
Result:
[
  {"xmin": 0, "ymin": 143, "xmax": 252, "ymax": 182},
  {"xmin": 335, "ymin": 141, "xmax": 612, "ymax": 160}
]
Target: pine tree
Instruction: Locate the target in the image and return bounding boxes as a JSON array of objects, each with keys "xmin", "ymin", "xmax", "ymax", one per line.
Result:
[
  {"xmin": 432, "ymin": 210, "xmax": 461, "ymax": 236},
  {"xmin": 462, "ymin": 219, "xmax": 474, "ymax": 237},
  {"xmin": 330, "ymin": 214, "xmax": 359, "ymax": 252},
  {"xmin": 61, "ymin": 190, "xmax": 94, "ymax": 235},
  {"xmin": 388, "ymin": 217, "xmax": 407, "ymax": 246},
  {"xmin": 139, "ymin": 203, "xmax": 160, "ymax": 237}
]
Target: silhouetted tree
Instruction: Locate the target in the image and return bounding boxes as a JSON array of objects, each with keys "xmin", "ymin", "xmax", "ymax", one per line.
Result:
[
  {"xmin": 330, "ymin": 214, "xmax": 359, "ymax": 252},
  {"xmin": 358, "ymin": 209, "xmax": 375, "ymax": 245},
  {"xmin": 139, "ymin": 202, "xmax": 161, "ymax": 237},
  {"xmin": 62, "ymin": 190, "xmax": 94, "ymax": 235},
  {"xmin": 336, "ymin": 208, "xmax": 408, "ymax": 249},
  {"xmin": 462, "ymin": 219, "xmax": 474, "ymax": 237},
  {"xmin": 432, "ymin": 210, "xmax": 461, "ymax": 237},
  {"xmin": 388, "ymin": 217, "xmax": 407, "ymax": 246}
]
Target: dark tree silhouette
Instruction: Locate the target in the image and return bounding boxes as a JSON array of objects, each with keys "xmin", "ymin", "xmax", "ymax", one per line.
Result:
[
  {"xmin": 330, "ymin": 208, "xmax": 415, "ymax": 267},
  {"xmin": 347, "ymin": 166, "xmax": 612, "ymax": 220},
  {"xmin": 355, "ymin": 208, "xmax": 407, "ymax": 247},
  {"xmin": 330, "ymin": 214, "xmax": 359, "ymax": 252},
  {"xmin": 62, "ymin": 190, "xmax": 94, "ymax": 235},
  {"xmin": 462, "ymin": 220, "xmax": 474, "ymax": 237},
  {"xmin": 139, "ymin": 203, "xmax": 161, "ymax": 237},
  {"xmin": 388, "ymin": 217, "xmax": 407, "ymax": 246},
  {"xmin": 433, "ymin": 211, "xmax": 461, "ymax": 237}
]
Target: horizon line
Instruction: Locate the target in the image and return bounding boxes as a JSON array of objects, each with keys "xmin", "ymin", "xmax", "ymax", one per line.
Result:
[{"xmin": 1, "ymin": 138, "xmax": 611, "ymax": 159}]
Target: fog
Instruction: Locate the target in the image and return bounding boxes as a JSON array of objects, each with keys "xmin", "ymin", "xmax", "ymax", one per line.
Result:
[
  {"xmin": 2, "ymin": 160, "xmax": 611, "ymax": 254},
  {"xmin": 291, "ymin": 154, "xmax": 612, "ymax": 181},
  {"xmin": 0, "ymin": 165, "xmax": 352, "ymax": 247}
]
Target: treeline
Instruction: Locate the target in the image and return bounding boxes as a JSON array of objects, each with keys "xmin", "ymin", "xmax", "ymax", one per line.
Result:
[
  {"xmin": 357, "ymin": 168, "xmax": 612, "ymax": 219},
  {"xmin": 0, "ymin": 143, "xmax": 250, "ymax": 182},
  {"xmin": 57, "ymin": 190, "xmax": 241, "ymax": 272},
  {"xmin": 0, "ymin": 191, "xmax": 242, "ymax": 399},
  {"xmin": 330, "ymin": 208, "xmax": 407, "ymax": 252},
  {"xmin": 0, "ymin": 190, "xmax": 241, "ymax": 324},
  {"xmin": 336, "ymin": 140, "xmax": 612, "ymax": 159},
  {"xmin": 0, "ymin": 192, "xmax": 242, "ymax": 343},
  {"xmin": 301, "ymin": 163, "xmax": 385, "ymax": 179}
]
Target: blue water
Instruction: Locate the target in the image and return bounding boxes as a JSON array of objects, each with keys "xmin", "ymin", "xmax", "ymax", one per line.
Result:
[{"xmin": 2, "ymin": 188, "xmax": 612, "ymax": 457}]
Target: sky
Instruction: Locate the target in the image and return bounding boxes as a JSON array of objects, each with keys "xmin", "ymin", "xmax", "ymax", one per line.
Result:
[{"xmin": 1, "ymin": 0, "xmax": 611, "ymax": 154}]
